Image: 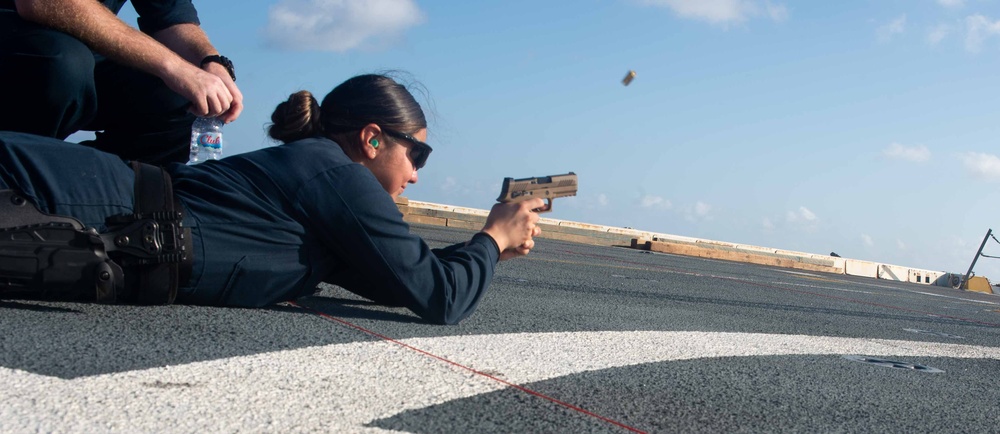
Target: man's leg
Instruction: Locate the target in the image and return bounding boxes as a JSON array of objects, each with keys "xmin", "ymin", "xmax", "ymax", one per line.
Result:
[
  {"xmin": 80, "ymin": 57, "xmax": 195, "ymax": 166},
  {"xmin": 0, "ymin": 132, "xmax": 135, "ymax": 229},
  {"xmin": 0, "ymin": 10, "xmax": 98, "ymax": 140},
  {"xmin": 0, "ymin": 132, "xmax": 135, "ymax": 303}
]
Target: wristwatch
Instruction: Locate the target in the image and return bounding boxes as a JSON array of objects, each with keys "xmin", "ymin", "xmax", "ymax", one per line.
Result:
[{"xmin": 201, "ymin": 55, "xmax": 236, "ymax": 82}]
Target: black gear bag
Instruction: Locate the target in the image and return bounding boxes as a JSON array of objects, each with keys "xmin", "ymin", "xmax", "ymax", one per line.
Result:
[{"xmin": 0, "ymin": 161, "xmax": 192, "ymax": 304}]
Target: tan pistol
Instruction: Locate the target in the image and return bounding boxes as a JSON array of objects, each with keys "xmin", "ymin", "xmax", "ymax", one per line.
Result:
[{"xmin": 496, "ymin": 172, "xmax": 578, "ymax": 213}]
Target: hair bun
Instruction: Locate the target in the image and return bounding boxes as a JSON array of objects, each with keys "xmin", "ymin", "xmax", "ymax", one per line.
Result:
[{"xmin": 268, "ymin": 90, "xmax": 323, "ymax": 143}]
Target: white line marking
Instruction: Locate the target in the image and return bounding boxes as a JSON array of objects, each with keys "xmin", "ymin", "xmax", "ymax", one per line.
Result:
[
  {"xmin": 907, "ymin": 290, "xmax": 1000, "ymax": 305},
  {"xmin": 3, "ymin": 331, "xmax": 999, "ymax": 433},
  {"xmin": 775, "ymin": 270, "xmax": 824, "ymax": 277},
  {"xmin": 775, "ymin": 281, "xmax": 874, "ymax": 294}
]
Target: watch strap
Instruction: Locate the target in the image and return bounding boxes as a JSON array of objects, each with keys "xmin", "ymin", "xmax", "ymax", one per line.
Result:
[{"xmin": 200, "ymin": 55, "xmax": 236, "ymax": 81}]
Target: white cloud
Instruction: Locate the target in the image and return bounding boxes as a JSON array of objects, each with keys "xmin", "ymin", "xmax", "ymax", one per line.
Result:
[
  {"xmin": 559, "ymin": 193, "xmax": 606, "ymax": 211},
  {"xmin": 786, "ymin": 206, "xmax": 817, "ymax": 223},
  {"xmin": 883, "ymin": 142, "xmax": 931, "ymax": 162},
  {"xmin": 765, "ymin": 2, "xmax": 789, "ymax": 22},
  {"xmin": 862, "ymin": 234, "xmax": 874, "ymax": 247},
  {"xmin": 683, "ymin": 201, "xmax": 713, "ymax": 222},
  {"xmin": 762, "ymin": 217, "xmax": 774, "ymax": 230},
  {"xmin": 965, "ymin": 14, "xmax": 1000, "ymax": 53},
  {"xmin": 960, "ymin": 152, "xmax": 1000, "ymax": 181},
  {"xmin": 438, "ymin": 176, "xmax": 497, "ymax": 198},
  {"xmin": 937, "ymin": 0, "xmax": 964, "ymax": 8},
  {"xmin": 928, "ymin": 24, "xmax": 951, "ymax": 45},
  {"xmin": 265, "ymin": 0, "xmax": 425, "ymax": 52},
  {"xmin": 897, "ymin": 239, "xmax": 907, "ymax": 250},
  {"xmin": 877, "ymin": 15, "xmax": 907, "ymax": 42},
  {"xmin": 766, "ymin": 207, "xmax": 818, "ymax": 231},
  {"xmin": 637, "ymin": 0, "xmax": 788, "ymax": 25},
  {"xmin": 441, "ymin": 176, "xmax": 459, "ymax": 192},
  {"xmin": 694, "ymin": 201, "xmax": 711, "ymax": 217},
  {"xmin": 640, "ymin": 195, "xmax": 672, "ymax": 210}
]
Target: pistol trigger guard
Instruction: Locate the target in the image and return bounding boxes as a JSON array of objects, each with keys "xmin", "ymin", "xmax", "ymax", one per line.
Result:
[{"xmin": 534, "ymin": 199, "xmax": 553, "ymax": 213}]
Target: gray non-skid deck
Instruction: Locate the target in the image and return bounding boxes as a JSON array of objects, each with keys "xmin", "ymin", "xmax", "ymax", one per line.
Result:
[{"xmin": 3, "ymin": 224, "xmax": 1000, "ymax": 433}]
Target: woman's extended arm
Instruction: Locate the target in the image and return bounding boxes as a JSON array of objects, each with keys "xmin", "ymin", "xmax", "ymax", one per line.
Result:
[{"xmin": 301, "ymin": 166, "xmax": 540, "ymax": 324}]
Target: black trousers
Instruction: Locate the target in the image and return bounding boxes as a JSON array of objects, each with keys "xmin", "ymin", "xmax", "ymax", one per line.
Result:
[{"xmin": 0, "ymin": 9, "xmax": 194, "ymax": 166}]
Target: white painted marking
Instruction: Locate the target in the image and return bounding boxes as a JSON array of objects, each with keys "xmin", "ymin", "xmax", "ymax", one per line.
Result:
[
  {"xmin": 828, "ymin": 282, "xmax": 999, "ymax": 305},
  {"xmin": 775, "ymin": 270, "xmax": 824, "ymax": 278},
  {"xmin": 3, "ymin": 331, "xmax": 999, "ymax": 433},
  {"xmin": 757, "ymin": 273, "xmax": 998, "ymax": 305},
  {"xmin": 903, "ymin": 328, "xmax": 965, "ymax": 339},
  {"xmin": 907, "ymin": 290, "xmax": 999, "ymax": 305},
  {"xmin": 776, "ymin": 281, "xmax": 874, "ymax": 294}
]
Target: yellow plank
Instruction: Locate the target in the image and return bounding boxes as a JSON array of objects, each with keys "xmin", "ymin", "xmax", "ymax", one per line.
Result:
[{"xmin": 646, "ymin": 240, "xmax": 843, "ymax": 274}]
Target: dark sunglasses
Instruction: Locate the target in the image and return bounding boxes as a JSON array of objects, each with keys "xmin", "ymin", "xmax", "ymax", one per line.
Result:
[{"xmin": 382, "ymin": 128, "xmax": 433, "ymax": 170}]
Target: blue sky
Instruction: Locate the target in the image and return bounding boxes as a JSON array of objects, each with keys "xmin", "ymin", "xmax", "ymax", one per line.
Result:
[{"xmin": 113, "ymin": 0, "xmax": 1000, "ymax": 281}]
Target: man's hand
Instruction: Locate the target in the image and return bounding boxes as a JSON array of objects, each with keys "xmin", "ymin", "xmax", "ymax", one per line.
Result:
[
  {"xmin": 481, "ymin": 198, "xmax": 544, "ymax": 261},
  {"xmin": 155, "ymin": 24, "xmax": 243, "ymax": 122},
  {"xmin": 202, "ymin": 62, "xmax": 244, "ymax": 123},
  {"xmin": 161, "ymin": 63, "xmax": 235, "ymax": 119}
]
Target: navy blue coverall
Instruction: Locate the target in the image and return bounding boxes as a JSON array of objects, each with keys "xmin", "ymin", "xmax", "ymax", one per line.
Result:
[
  {"xmin": 0, "ymin": 132, "xmax": 502, "ymax": 325},
  {"xmin": 0, "ymin": 0, "xmax": 201, "ymax": 165}
]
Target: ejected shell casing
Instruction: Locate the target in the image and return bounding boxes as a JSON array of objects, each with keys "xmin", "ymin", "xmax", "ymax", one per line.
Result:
[{"xmin": 622, "ymin": 70, "xmax": 636, "ymax": 86}]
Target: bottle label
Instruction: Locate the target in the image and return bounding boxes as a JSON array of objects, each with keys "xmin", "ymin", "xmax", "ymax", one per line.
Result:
[{"xmin": 197, "ymin": 132, "xmax": 222, "ymax": 150}]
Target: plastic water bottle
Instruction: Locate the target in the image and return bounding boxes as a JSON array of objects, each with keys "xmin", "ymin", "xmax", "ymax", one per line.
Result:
[{"xmin": 189, "ymin": 116, "xmax": 223, "ymax": 163}]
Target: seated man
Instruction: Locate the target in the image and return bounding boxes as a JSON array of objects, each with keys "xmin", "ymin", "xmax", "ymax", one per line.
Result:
[{"xmin": 0, "ymin": 0, "xmax": 243, "ymax": 165}]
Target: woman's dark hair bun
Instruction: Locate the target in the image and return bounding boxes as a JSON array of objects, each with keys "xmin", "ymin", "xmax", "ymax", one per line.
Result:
[{"xmin": 268, "ymin": 90, "xmax": 323, "ymax": 143}]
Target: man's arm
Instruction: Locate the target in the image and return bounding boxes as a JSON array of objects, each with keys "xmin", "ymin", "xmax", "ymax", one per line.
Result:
[{"xmin": 14, "ymin": 0, "xmax": 239, "ymax": 120}]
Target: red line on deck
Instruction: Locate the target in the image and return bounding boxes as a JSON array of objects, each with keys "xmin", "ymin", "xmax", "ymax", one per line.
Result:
[{"xmin": 289, "ymin": 301, "xmax": 648, "ymax": 434}]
